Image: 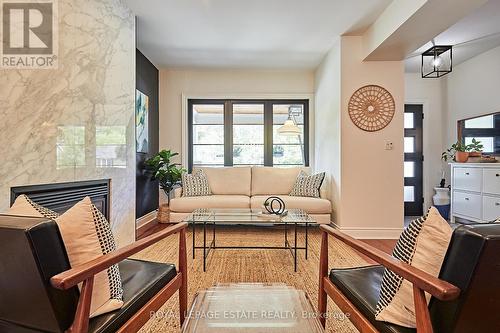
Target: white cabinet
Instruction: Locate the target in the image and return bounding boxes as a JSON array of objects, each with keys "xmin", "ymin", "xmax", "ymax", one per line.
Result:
[{"xmin": 451, "ymin": 163, "xmax": 500, "ymax": 223}]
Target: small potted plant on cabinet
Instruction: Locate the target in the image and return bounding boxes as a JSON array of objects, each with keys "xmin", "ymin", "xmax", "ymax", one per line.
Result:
[
  {"xmin": 468, "ymin": 138, "xmax": 484, "ymax": 157},
  {"xmin": 441, "ymin": 139, "xmax": 483, "ymax": 163},
  {"xmin": 145, "ymin": 150, "xmax": 186, "ymax": 223}
]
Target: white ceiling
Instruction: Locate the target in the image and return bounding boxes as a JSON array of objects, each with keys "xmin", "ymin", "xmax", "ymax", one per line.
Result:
[
  {"xmin": 125, "ymin": 0, "xmax": 392, "ymax": 69},
  {"xmin": 405, "ymin": 0, "xmax": 500, "ymax": 73}
]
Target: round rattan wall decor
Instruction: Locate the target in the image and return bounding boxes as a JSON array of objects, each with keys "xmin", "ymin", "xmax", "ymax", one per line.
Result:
[{"xmin": 348, "ymin": 85, "xmax": 395, "ymax": 132}]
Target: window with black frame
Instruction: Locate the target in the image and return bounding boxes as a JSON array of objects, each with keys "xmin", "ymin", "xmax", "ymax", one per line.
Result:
[
  {"xmin": 188, "ymin": 99, "xmax": 309, "ymax": 171},
  {"xmin": 458, "ymin": 113, "xmax": 500, "ymax": 155}
]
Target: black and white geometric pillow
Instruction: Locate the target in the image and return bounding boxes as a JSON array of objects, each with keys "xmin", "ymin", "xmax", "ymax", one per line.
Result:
[
  {"xmin": 90, "ymin": 204, "xmax": 123, "ymax": 303},
  {"xmin": 375, "ymin": 214, "xmax": 425, "ymax": 316},
  {"xmin": 375, "ymin": 206, "xmax": 452, "ymax": 328},
  {"xmin": 289, "ymin": 171, "xmax": 325, "ymax": 198},
  {"xmin": 182, "ymin": 170, "xmax": 212, "ymax": 197}
]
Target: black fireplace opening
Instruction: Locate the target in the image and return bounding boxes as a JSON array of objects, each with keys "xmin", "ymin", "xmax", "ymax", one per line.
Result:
[{"xmin": 10, "ymin": 179, "xmax": 111, "ymax": 220}]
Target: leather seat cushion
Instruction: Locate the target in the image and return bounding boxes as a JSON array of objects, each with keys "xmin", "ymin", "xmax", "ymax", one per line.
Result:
[
  {"xmin": 89, "ymin": 259, "xmax": 177, "ymax": 333},
  {"xmin": 329, "ymin": 266, "xmax": 415, "ymax": 333},
  {"xmin": 250, "ymin": 195, "xmax": 332, "ymax": 214},
  {"xmin": 170, "ymin": 195, "xmax": 250, "ymax": 212}
]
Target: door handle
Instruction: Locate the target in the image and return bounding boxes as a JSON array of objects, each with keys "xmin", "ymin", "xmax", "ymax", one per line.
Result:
[
  {"xmin": 465, "ymin": 172, "xmax": 470, "ymax": 176},
  {"xmin": 465, "ymin": 198, "xmax": 470, "ymax": 201},
  {"xmin": 496, "ymin": 174, "xmax": 499, "ymax": 177},
  {"xmin": 496, "ymin": 202, "xmax": 500, "ymax": 206}
]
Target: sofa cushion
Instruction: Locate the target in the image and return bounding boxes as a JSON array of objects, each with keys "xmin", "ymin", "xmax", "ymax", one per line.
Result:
[
  {"xmin": 196, "ymin": 167, "xmax": 251, "ymax": 196},
  {"xmin": 170, "ymin": 195, "xmax": 250, "ymax": 213},
  {"xmin": 251, "ymin": 167, "xmax": 309, "ymax": 195},
  {"xmin": 250, "ymin": 195, "xmax": 331, "ymax": 214}
]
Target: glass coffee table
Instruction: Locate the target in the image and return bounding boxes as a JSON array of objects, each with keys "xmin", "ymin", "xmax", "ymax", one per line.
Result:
[
  {"xmin": 184, "ymin": 209, "xmax": 315, "ymax": 272},
  {"xmin": 181, "ymin": 283, "xmax": 324, "ymax": 332}
]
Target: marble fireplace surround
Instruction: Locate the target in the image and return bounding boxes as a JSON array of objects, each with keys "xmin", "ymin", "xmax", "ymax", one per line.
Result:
[{"xmin": 0, "ymin": 0, "xmax": 136, "ymax": 246}]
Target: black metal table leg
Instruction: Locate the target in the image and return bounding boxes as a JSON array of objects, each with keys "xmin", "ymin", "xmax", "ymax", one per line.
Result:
[
  {"xmin": 203, "ymin": 222, "xmax": 207, "ymax": 272},
  {"xmin": 213, "ymin": 219, "xmax": 216, "ymax": 247},
  {"xmin": 305, "ymin": 222, "xmax": 308, "ymax": 260},
  {"xmin": 192, "ymin": 223, "xmax": 196, "ymax": 259},
  {"xmin": 284, "ymin": 222, "xmax": 288, "ymax": 246},
  {"xmin": 294, "ymin": 223, "xmax": 298, "ymax": 272}
]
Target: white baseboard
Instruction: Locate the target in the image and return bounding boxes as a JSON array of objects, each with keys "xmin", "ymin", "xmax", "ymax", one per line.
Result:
[
  {"xmin": 330, "ymin": 222, "xmax": 402, "ymax": 239},
  {"xmin": 136, "ymin": 210, "xmax": 158, "ymax": 229}
]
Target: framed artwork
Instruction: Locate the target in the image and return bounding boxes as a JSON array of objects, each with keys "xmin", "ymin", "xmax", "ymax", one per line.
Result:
[{"xmin": 135, "ymin": 89, "xmax": 149, "ymax": 153}]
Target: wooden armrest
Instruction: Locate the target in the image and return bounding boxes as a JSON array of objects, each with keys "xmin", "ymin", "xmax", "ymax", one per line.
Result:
[
  {"xmin": 51, "ymin": 222, "xmax": 188, "ymax": 290},
  {"xmin": 320, "ymin": 225, "xmax": 460, "ymax": 301}
]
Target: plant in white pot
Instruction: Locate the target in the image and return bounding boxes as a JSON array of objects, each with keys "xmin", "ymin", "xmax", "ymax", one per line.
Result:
[{"xmin": 145, "ymin": 150, "xmax": 186, "ymax": 223}]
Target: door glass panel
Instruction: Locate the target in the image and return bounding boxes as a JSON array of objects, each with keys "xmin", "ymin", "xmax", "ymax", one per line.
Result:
[
  {"xmin": 233, "ymin": 104, "xmax": 264, "ymax": 165},
  {"xmin": 404, "ymin": 161, "xmax": 414, "ymax": 178},
  {"xmin": 404, "ymin": 137, "xmax": 415, "ymax": 153},
  {"xmin": 192, "ymin": 104, "xmax": 224, "ymax": 167},
  {"xmin": 404, "ymin": 186, "xmax": 415, "ymax": 202},
  {"xmin": 404, "ymin": 113, "xmax": 414, "ymax": 129}
]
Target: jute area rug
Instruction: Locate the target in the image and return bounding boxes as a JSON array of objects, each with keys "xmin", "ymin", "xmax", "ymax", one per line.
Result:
[{"xmin": 134, "ymin": 225, "xmax": 372, "ymax": 333}]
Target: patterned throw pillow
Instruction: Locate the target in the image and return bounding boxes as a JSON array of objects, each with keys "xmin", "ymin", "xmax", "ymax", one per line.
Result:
[
  {"xmin": 56, "ymin": 197, "xmax": 123, "ymax": 317},
  {"xmin": 7, "ymin": 195, "xmax": 123, "ymax": 317},
  {"xmin": 182, "ymin": 170, "xmax": 212, "ymax": 197},
  {"xmin": 375, "ymin": 207, "xmax": 452, "ymax": 328},
  {"xmin": 289, "ymin": 171, "xmax": 325, "ymax": 198},
  {"xmin": 8, "ymin": 195, "xmax": 59, "ymax": 219}
]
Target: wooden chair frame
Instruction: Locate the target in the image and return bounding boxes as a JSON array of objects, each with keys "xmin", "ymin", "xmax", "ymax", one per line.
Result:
[
  {"xmin": 51, "ymin": 222, "xmax": 188, "ymax": 333},
  {"xmin": 318, "ymin": 225, "xmax": 460, "ymax": 333}
]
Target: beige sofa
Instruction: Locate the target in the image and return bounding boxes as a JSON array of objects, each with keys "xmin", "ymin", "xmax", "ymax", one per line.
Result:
[{"xmin": 169, "ymin": 166, "xmax": 332, "ymax": 224}]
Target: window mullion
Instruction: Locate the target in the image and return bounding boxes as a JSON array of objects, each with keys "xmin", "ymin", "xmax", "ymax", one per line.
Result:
[
  {"xmin": 224, "ymin": 100, "xmax": 233, "ymax": 166},
  {"xmin": 264, "ymin": 101, "xmax": 273, "ymax": 166}
]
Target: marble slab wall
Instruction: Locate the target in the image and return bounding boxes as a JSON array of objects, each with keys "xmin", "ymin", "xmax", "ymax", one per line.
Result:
[{"xmin": 0, "ymin": 0, "xmax": 136, "ymax": 246}]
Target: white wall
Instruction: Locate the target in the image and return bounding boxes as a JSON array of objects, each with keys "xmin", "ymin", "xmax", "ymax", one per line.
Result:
[
  {"xmin": 314, "ymin": 36, "xmax": 405, "ymax": 238},
  {"xmin": 405, "ymin": 73, "xmax": 446, "ymax": 209},
  {"xmin": 314, "ymin": 41, "xmax": 342, "ymax": 221},
  {"xmin": 339, "ymin": 36, "xmax": 404, "ymax": 238},
  {"xmin": 159, "ymin": 69, "xmax": 315, "ymax": 202},
  {"xmin": 445, "ymin": 45, "xmax": 500, "ymax": 148}
]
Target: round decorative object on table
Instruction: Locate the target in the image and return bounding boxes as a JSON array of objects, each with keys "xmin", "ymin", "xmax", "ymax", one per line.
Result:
[
  {"xmin": 348, "ymin": 85, "xmax": 395, "ymax": 132},
  {"xmin": 263, "ymin": 196, "xmax": 286, "ymax": 215}
]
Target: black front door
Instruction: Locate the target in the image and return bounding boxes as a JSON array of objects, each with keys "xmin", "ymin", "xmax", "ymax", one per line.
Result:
[{"xmin": 404, "ymin": 104, "xmax": 424, "ymax": 216}]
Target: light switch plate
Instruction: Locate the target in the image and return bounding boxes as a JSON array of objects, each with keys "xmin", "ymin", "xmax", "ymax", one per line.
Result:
[{"xmin": 385, "ymin": 141, "xmax": 394, "ymax": 150}]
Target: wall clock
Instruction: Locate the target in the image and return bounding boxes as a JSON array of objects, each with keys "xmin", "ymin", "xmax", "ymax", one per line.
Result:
[{"xmin": 348, "ymin": 85, "xmax": 395, "ymax": 132}]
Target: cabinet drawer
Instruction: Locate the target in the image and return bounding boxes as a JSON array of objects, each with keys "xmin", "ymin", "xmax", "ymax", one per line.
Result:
[
  {"xmin": 483, "ymin": 196, "xmax": 500, "ymax": 222},
  {"xmin": 453, "ymin": 167, "xmax": 482, "ymax": 192},
  {"xmin": 453, "ymin": 191, "xmax": 481, "ymax": 219},
  {"xmin": 483, "ymin": 169, "xmax": 500, "ymax": 195}
]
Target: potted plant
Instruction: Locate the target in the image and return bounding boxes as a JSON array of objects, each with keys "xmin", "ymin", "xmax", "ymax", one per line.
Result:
[
  {"xmin": 468, "ymin": 138, "xmax": 484, "ymax": 157},
  {"xmin": 441, "ymin": 139, "xmax": 483, "ymax": 163},
  {"xmin": 145, "ymin": 150, "xmax": 186, "ymax": 223}
]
